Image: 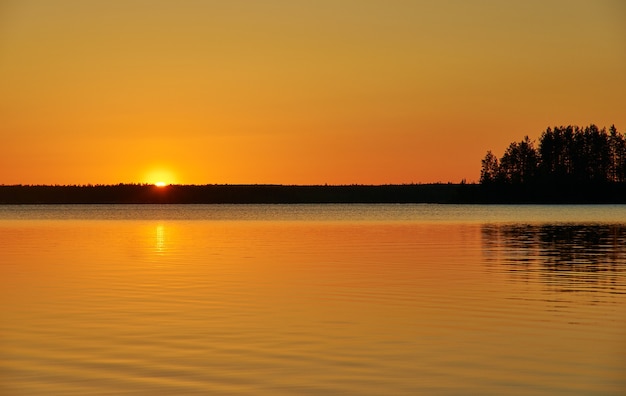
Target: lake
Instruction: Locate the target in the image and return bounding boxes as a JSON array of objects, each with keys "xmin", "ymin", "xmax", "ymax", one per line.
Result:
[{"xmin": 1, "ymin": 204, "xmax": 625, "ymax": 395}]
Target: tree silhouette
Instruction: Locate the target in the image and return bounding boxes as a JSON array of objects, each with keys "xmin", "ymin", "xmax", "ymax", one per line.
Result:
[
  {"xmin": 480, "ymin": 150, "xmax": 499, "ymax": 184},
  {"xmin": 608, "ymin": 125, "xmax": 626, "ymax": 183}
]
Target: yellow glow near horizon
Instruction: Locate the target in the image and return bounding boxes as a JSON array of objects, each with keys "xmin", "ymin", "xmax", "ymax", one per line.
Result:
[{"xmin": 144, "ymin": 168, "xmax": 177, "ymax": 186}]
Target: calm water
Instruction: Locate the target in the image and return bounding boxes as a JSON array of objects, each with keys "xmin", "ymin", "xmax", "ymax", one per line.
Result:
[{"xmin": 1, "ymin": 204, "xmax": 625, "ymax": 395}]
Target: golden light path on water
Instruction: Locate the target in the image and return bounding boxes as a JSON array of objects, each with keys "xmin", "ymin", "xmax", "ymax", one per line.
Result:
[
  {"xmin": 0, "ymin": 204, "xmax": 625, "ymax": 395},
  {"xmin": 155, "ymin": 223, "xmax": 166, "ymax": 254}
]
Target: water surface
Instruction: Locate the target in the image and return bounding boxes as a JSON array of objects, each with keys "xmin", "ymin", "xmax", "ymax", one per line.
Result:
[{"xmin": 1, "ymin": 205, "xmax": 625, "ymax": 395}]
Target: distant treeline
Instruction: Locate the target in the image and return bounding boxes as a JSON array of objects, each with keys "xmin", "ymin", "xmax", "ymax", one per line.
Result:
[
  {"xmin": 1, "ymin": 183, "xmax": 626, "ymax": 204},
  {"xmin": 481, "ymin": 124, "xmax": 626, "ymax": 185},
  {"xmin": 0, "ymin": 184, "xmax": 471, "ymax": 204}
]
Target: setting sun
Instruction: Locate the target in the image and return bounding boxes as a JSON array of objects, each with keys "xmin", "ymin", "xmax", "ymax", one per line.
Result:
[{"xmin": 144, "ymin": 168, "xmax": 178, "ymax": 186}]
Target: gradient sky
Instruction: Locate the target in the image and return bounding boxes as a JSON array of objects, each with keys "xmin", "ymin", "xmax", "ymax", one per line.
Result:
[{"xmin": 1, "ymin": 0, "xmax": 625, "ymax": 185}]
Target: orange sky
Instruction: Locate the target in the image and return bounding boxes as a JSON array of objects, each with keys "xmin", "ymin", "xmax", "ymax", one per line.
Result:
[{"xmin": 1, "ymin": 0, "xmax": 625, "ymax": 185}]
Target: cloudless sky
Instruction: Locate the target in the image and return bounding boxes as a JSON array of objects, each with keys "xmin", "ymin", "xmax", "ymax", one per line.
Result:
[{"xmin": 1, "ymin": 0, "xmax": 625, "ymax": 185}]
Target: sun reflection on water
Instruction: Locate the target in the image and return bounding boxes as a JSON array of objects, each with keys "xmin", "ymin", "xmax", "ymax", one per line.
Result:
[{"xmin": 155, "ymin": 223, "xmax": 166, "ymax": 254}]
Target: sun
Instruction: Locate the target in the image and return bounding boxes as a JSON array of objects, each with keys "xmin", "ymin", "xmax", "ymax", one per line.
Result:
[{"xmin": 144, "ymin": 167, "xmax": 177, "ymax": 186}]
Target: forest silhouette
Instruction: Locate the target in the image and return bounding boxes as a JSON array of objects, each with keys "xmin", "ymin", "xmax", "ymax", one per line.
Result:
[
  {"xmin": 481, "ymin": 124, "xmax": 625, "ymax": 185},
  {"xmin": 1, "ymin": 124, "xmax": 625, "ymax": 204}
]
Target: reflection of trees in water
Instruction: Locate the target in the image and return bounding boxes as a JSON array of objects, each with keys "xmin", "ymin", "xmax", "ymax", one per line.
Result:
[{"xmin": 481, "ymin": 224, "xmax": 626, "ymax": 290}]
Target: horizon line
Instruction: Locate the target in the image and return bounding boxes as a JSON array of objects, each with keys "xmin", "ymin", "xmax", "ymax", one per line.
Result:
[{"xmin": 0, "ymin": 182, "xmax": 475, "ymax": 187}]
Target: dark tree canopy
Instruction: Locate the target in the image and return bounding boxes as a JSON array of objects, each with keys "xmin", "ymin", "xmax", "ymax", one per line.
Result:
[{"xmin": 480, "ymin": 125, "xmax": 626, "ymax": 185}]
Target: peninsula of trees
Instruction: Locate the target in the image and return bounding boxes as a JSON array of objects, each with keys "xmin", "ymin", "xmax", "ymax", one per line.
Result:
[
  {"xmin": 476, "ymin": 124, "xmax": 626, "ymax": 203},
  {"xmin": 480, "ymin": 124, "xmax": 625, "ymax": 185}
]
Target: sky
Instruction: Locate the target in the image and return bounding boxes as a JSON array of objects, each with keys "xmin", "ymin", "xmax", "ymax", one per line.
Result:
[{"xmin": 1, "ymin": 0, "xmax": 625, "ymax": 185}]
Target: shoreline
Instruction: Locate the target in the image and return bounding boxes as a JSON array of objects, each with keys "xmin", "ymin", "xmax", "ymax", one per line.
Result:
[{"xmin": 1, "ymin": 184, "xmax": 626, "ymax": 204}]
